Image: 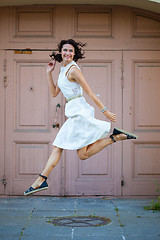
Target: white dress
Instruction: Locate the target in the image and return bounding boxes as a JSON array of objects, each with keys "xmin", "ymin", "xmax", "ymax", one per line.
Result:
[{"xmin": 53, "ymin": 61, "xmax": 111, "ymax": 150}]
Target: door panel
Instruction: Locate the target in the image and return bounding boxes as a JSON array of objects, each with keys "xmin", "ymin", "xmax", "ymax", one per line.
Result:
[
  {"xmin": 65, "ymin": 51, "xmax": 123, "ymax": 196},
  {"xmin": 123, "ymin": 51, "xmax": 160, "ymax": 195},
  {"xmin": 0, "ymin": 51, "xmax": 5, "ymax": 194},
  {"xmin": 5, "ymin": 51, "xmax": 62, "ymax": 195},
  {"xmin": 16, "ymin": 63, "xmax": 48, "ymax": 129}
]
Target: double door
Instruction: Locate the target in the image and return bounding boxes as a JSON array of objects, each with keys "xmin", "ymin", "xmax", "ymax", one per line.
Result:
[{"xmin": 1, "ymin": 50, "xmax": 160, "ymax": 196}]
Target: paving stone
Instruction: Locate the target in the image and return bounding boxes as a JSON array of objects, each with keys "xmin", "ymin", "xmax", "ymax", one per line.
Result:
[{"xmin": 0, "ymin": 197, "xmax": 159, "ymax": 240}]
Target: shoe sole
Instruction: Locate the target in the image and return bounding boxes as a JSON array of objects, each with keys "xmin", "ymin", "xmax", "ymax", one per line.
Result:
[
  {"xmin": 24, "ymin": 186, "xmax": 48, "ymax": 196},
  {"xmin": 114, "ymin": 128, "xmax": 138, "ymax": 139}
]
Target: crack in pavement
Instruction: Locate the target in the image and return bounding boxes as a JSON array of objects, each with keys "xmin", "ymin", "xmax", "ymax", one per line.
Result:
[{"xmin": 19, "ymin": 208, "xmax": 35, "ymax": 240}]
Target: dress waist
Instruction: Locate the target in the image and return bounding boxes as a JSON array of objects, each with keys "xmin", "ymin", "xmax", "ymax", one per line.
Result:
[{"xmin": 66, "ymin": 94, "xmax": 83, "ymax": 102}]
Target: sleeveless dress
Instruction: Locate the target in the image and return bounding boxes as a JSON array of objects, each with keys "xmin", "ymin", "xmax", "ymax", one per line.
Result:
[{"xmin": 52, "ymin": 61, "xmax": 111, "ymax": 150}]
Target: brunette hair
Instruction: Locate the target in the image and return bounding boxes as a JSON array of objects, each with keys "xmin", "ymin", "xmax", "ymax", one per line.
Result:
[{"xmin": 49, "ymin": 39, "xmax": 86, "ymax": 62}]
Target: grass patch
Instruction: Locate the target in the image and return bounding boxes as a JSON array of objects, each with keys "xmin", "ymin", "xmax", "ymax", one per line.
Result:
[
  {"xmin": 144, "ymin": 182, "xmax": 160, "ymax": 212},
  {"xmin": 144, "ymin": 196, "xmax": 160, "ymax": 212}
]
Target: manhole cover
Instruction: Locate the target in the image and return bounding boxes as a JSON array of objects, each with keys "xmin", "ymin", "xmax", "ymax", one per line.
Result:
[{"xmin": 48, "ymin": 216, "xmax": 111, "ymax": 227}]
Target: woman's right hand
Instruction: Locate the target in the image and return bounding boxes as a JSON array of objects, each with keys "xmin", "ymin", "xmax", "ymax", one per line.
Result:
[
  {"xmin": 47, "ymin": 60, "xmax": 56, "ymax": 74},
  {"xmin": 104, "ymin": 110, "xmax": 116, "ymax": 122}
]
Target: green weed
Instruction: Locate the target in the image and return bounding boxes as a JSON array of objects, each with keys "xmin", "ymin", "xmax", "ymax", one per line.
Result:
[
  {"xmin": 144, "ymin": 196, "xmax": 160, "ymax": 212},
  {"xmin": 144, "ymin": 182, "xmax": 160, "ymax": 212}
]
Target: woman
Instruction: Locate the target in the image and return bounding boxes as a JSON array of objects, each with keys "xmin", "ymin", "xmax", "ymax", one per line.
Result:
[{"xmin": 24, "ymin": 39, "xmax": 137, "ymax": 196}]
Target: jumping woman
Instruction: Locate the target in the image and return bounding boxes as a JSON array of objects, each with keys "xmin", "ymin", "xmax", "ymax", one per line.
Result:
[{"xmin": 24, "ymin": 39, "xmax": 137, "ymax": 196}]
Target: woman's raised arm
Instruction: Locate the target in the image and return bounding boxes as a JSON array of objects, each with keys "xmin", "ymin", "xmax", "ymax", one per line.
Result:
[{"xmin": 47, "ymin": 60, "xmax": 61, "ymax": 98}]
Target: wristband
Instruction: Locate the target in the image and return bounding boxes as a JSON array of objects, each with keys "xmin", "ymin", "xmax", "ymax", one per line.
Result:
[{"xmin": 101, "ymin": 107, "xmax": 107, "ymax": 113}]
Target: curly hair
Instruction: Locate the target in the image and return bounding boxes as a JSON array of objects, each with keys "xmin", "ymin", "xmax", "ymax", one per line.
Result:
[{"xmin": 49, "ymin": 39, "xmax": 86, "ymax": 62}]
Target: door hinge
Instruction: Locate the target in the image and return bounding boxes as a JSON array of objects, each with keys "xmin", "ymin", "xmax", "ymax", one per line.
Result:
[
  {"xmin": 121, "ymin": 180, "xmax": 124, "ymax": 186},
  {"xmin": 121, "ymin": 55, "xmax": 124, "ymax": 89},
  {"xmin": 3, "ymin": 59, "xmax": 8, "ymax": 88},
  {"xmin": 121, "ymin": 176, "xmax": 124, "ymax": 186},
  {"xmin": 0, "ymin": 175, "xmax": 7, "ymax": 189},
  {"xmin": 4, "ymin": 76, "xmax": 8, "ymax": 88}
]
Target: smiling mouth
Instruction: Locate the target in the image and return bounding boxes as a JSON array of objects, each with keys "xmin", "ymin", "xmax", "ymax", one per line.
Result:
[{"xmin": 65, "ymin": 56, "xmax": 72, "ymax": 59}]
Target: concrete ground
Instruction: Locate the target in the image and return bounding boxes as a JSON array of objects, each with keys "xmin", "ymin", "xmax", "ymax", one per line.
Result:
[{"xmin": 0, "ymin": 196, "xmax": 160, "ymax": 240}]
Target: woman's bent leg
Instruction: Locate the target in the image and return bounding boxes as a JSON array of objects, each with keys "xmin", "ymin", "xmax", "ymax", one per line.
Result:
[
  {"xmin": 31, "ymin": 146, "xmax": 63, "ymax": 189},
  {"xmin": 77, "ymin": 134, "xmax": 126, "ymax": 160}
]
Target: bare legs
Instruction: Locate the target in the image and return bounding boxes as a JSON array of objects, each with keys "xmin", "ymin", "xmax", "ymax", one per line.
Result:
[
  {"xmin": 31, "ymin": 146, "xmax": 63, "ymax": 189},
  {"xmin": 77, "ymin": 133, "xmax": 127, "ymax": 160},
  {"xmin": 31, "ymin": 133, "xmax": 127, "ymax": 189}
]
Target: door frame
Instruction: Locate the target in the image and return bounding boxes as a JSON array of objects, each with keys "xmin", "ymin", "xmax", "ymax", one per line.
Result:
[{"xmin": 0, "ymin": 51, "xmax": 5, "ymax": 194}]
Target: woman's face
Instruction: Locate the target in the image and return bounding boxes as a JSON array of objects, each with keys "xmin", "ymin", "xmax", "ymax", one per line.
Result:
[{"xmin": 61, "ymin": 44, "xmax": 75, "ymax": 65}]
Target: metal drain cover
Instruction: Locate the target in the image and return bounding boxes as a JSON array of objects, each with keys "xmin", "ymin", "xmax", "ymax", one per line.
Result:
[{"xmin": 48, "ymin": 216, "xmax": 111, "ymax": 227}]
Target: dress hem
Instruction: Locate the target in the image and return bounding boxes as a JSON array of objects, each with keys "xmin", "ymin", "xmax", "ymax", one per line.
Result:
[{"xmin": 52, "ymin": 127, "xmax": 110, "ymax": 150}]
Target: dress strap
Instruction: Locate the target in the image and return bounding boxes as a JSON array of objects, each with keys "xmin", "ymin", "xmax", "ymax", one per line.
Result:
[{"xmin": 65, "ymin": 64, "xmax": 77, "ymax": 77}]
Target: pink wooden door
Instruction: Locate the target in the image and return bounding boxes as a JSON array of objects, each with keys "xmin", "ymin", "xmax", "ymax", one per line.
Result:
[
  {"xmin": 65, "ymin": 51, "xmax": 123, "ymax": 196},
  {"xmin": 123, "ymin": 51, "xmax": 160, "ymax": 195},
  {"xmin": 6, "ymin": 49, "xmax": 160, "ymax": 196},
  {"xmin": 5, "ymin": 50, "xmax": 63, "ymax": 195},
  {"xmin": 5, "ymin": 50, "xmax": 124, "ymax": 196},
  {"xmin": 0, "ymin": 51, "xmax": 5, "ymax": 194}
]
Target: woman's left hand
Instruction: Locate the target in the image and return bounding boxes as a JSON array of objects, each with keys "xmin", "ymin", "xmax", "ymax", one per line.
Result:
[
  {"xmin": 103, "ymin": 110, "xmax": 116, "ymax": 122},
  {"xmin": 47, "ymin": 60, "xmax": 56, "ymax": 74}
]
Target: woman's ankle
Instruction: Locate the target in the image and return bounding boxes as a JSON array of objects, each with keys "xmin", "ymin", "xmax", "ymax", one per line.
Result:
[
  {"xmin": 31, "ymin": 177, "xmax": 44, "ymax": 189},
  {"xmin": 114, "ymin": 133, "xmax": 127, "ymax": 141}
]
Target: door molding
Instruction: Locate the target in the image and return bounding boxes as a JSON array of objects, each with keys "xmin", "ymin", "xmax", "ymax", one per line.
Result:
[{"xmin": 0, "ymin": 51, "xmax": 5, "ymax": 195}]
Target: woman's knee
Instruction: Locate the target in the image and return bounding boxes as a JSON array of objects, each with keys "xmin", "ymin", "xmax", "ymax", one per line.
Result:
[
  {"xmin": 77, "ymin": 149, "xmax": 89, "ymax": 160},
  {"xmin": 52, "ymin": 146, "xmax": 63, "ymax": 155}
]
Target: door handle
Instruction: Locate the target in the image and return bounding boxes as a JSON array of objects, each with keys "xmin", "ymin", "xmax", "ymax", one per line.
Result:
[
  {"xmin": 52, "ymin": 123, "xmax": 60, "ymax": 128},
  {"xmin": 52, "ymin": 103, "xmax": 61, "ymax": 129}
]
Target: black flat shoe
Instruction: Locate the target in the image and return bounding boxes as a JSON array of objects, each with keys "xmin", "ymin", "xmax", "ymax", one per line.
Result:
[
  {"xmin": 110, "ymin": 128, "xmax": 138, "ymax": 142},
  {"xmin": 24, "ymin": 174, "xmax": 48, "ymax": 196}
]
